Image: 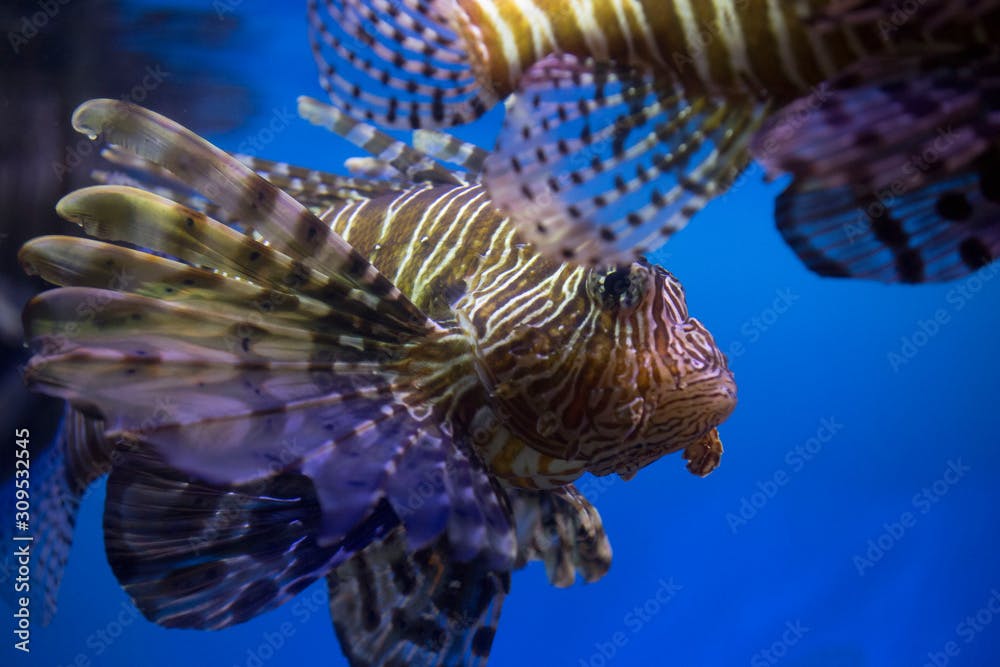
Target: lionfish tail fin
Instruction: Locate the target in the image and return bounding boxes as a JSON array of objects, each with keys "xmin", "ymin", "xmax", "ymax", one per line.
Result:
[
  {"xmin": 23, "ymin": 99, "xmax": 515, "ymax": 570},
  {"xmin": 1, "ymin": 406, "xmax": 111, "ymax": 624},
  {"xmin": 307, "ymin": 0, "xmax": 496, "ymax": 130},
  {"xmin": 754, "ymin": 55, "xmax": 1000, "ymax": 282},
  {"xmin": 328, "ymin": 529, "xmax": 509, "ymax": 667},
  {"xmin": 482, "ymin": 54, "xmax": 762, "ymax": 267},
  {"xmin": 510, "ymin": 485, "xmax": 612, "ymax": 587}
]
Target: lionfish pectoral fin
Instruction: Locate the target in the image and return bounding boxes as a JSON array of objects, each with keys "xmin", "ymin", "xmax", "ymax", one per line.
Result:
[
  {"xmin": 754, "ymin": 56, "xmax": 1000, "ymax": 282},
  {"xmin": 102, "ymin": 445, "xmax": 399, "ymax": 629},
  {"xmin": 25, "ymin": 99, "xmax": 514, "ymax": 568},
  {"xmin": 482, "ymin": 53, "xmax": 764, "ymax": 267},
  {"xmin": 307, "ymin": 0, "xmax": 495, "ymax": 130},
  {"xmin": 683, "ymin": 428, "xmax": 724, "ymax": 478},
  {"xmin": 328, "ymin": 528, "xmax": 509, "ymax": 667},
  {"xmin": 510, "ymin": 485, "xmax": 612, "ymax": 587},
  {"xmin": 1, "ymin": 406, "xmax": 110, "ymax": 624}
]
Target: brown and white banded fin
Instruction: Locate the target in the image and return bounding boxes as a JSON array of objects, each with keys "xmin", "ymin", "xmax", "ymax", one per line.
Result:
[
  {"xmin": 298, "ymin": 95, "xmax": 463, "ymax": 186},
  {"xmin": 482, "ymin": 54, "xmax": 764, "ymax": 267},
  {"xmin": 70, "ymin": 99, "xmax": 419, "ymax": 314},
  {"xmin": 775, "ymin": 152, "xmax": 1000, "ymax": 283},
  {"xmin": 510, "ymin": 485, "xmax": 612, "ymax": 587},
  {"xmin": 52, "ymin": 185, "xmax": 431, "ymax": 336},
  {"xmin": 754, "ymin": 55, "xmax": 1000, "ymax": 282},
  {"xmin": 1, "ymin": 406, "xmax": 110, "ymax": 625},
  {"xmin": 103, "ymin": 445, "xmax": 399, "ymax": 630},
  {"xmin": 236, "ymin": 153, "xmax": 409, "ymax": 206},
  {"xmin": 328, "ymin": 528, "xmax": 508, "ymax": 667},
  {"xmin": 307, "ymin": 0, "xmax": 495, "ymax": 129},
  {"xmin": 413, "ymin": 129, "xmax": 489, "ymax": 177}
]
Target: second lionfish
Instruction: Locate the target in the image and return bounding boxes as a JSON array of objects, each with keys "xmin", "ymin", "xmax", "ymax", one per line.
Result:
[
  {"xmin": 310, "ymin": 0, "xmax": 1000, "ymax": 283},
  {"xmin": 17, "ymin": 97, "xmax": 736, "ymax": 665}
]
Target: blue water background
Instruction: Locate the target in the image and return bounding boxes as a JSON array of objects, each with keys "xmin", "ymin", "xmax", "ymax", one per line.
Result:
[{"xmin": 6, "ymin": 2, "xmax": 1000, "ymax": 666}]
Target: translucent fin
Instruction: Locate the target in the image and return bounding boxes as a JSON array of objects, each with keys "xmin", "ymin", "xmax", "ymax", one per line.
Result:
[
  {"xmin": 307, "ymin": 0, "xmax": 495, "ymax": 129},
  {"xmin": 483, "ymin": 54, "xmax": 765, "ymax": 266},
  {"xmin": 24, "ymin": 100, "xmax": 515, "ymax": 566},
  {"xmin": 509, "ymin": 485, "xmax": 612, "ymax": 587},
  {"xmin": 298, "ymin": 95, "xmax": 463, "ymax": 185},
  {"xmin": 753, "ymin": 55, "xmax": 1000, "ymax": 192},
  {"xmin": 754, "ymin": 55, "xmax": 1000, "ymax": 282},
  {"xmin": 328, "ymin": 528, "xmax": 509, "ymax": 667},
  {"xmin": 0, "ymin": 407, "xmax": 110, "ymax": 624},
  {"xmin": 775, "ymin": 151, "xmax": 1000, "ymax": 282},
  {"xmin": 103, "ymin": 445, "xmax": 399, "ymax": 629}
]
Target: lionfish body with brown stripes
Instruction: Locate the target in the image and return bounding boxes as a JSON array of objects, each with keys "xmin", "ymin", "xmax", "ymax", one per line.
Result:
[
  {"xmin": 17, "ymin": 97, "xmax": 735, "ymax": 666},
  {"xmin": 311, "ymin": 0, "xmax": 1000, "ymax": 284}
]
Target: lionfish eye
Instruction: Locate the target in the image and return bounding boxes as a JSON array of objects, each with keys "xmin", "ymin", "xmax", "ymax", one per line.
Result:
[{"xmin": 588, "ymin": 263, "xmax": 648, "ymax": 310}]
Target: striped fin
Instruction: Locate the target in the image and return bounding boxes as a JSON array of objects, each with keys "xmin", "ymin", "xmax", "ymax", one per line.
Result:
[
  {"xmin": 774, "ymin": 153, "xmax": 1000, "ymax": 282},
  {"xmin": 298, "ymin": 95, "xmax": 463, "ymax": 186},
  {"xmin": 482, "ymin": 54, "xmax": 765, "ymax": 266},
  {"xmin": 70, "ymin": 99, "xmax": 420, "ymax": 314},
  {"xmin": 328, "ymin": 528, "xmax": 509, "ymax": 667},
  {"xmin": 413, "ymin": 129, "xmax": 489, "ymax": 177},
  {"xmin": 509, "ymin": 485, "xmax": 611, "ymax": 587},
  {"xmin": 236, "ymin": 153, "xmax": 410, "ymax": 206},
  {"xmin": 23, "ymin": 287, "xmax": 515, "ymax": 563},
  {"xmin": 307, "ymin": 0, "xmax": 495, "ymax": 129},
  {"xmin": 24, "ymin": 100, "xmax": 516, "ymax": 564},
  {"xmin": 103, "ymin": 445, "xmax": 399, "ymax": 629},
  {"xmin": 753, "ymin": 55, "xmax": 1000, "ymax": 193},
  {"xmin": 0, "ymin": 407, "xmax": 111, "ymax": 624},
  {"xmin": 755, "ymin": 55, "xmax": 1000, "ymax": 282},
  {"xmin": 19, "ymin": 236, "xmax": 337, "ymax": 329},
  {"xmin": 51, "ymin": 186, "xmax": 430, "ymax": 337}
]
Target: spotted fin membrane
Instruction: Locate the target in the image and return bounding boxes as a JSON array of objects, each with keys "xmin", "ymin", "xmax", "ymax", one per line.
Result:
[
  {"xmin": 754, "ymin": 54, "xmax": 1000, "ymax": 282},
  {"xmin": 482, "ymin": 53, "xmax": 768, "ymax": 266},
  {"xmin": 307, "ymin": 0, "xmax": 496, "ymax": 129}
]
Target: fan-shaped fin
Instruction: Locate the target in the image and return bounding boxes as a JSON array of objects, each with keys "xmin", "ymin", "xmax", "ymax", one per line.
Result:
[
  {"xmin": 754, "ymin": 55, "xmax": 1000, "ymax": 282},
  {"xmin": 509, "ymin": 485, "xmax": 612, "ymax": 587},
  {"xmin": 483, "ymin": 54, "xmax": 764, "ymax": 266},
  {"xmin": 70, "ymin": 99, "xmax": 418, "ymax": 311},
  {"xmin": 328, "ymin": 528, "xmax": 509, "ymax": 667},
  {"xmin": 775, "ymin": 153, "xmax": 1000, "ymax": 283},
  {"xmin": 103, "ymin": 445, "xmax": 398, "ymax": 630},
  {"xmin": 307, "ymin": 0, "xmax": 495, "ymax": 129}
]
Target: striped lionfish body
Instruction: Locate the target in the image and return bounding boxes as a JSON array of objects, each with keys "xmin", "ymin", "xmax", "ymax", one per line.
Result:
[
  {"xmin": 310, "ymin": 0, "xmax": 1000, "ymax": 283},
  {"xmin": 16, "ymin": 97, "xmax": 734, "ymax": 665}
]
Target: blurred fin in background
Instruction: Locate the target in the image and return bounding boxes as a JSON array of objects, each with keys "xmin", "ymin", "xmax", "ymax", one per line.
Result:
[{"xmin": 0, "ymin": 0, "xmax": 253, "ymax": 617}]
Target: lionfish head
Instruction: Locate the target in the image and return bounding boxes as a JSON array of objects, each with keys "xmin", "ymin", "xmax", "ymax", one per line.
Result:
[{"xmin": 470, "ymin": 258, "xmax": 737, "ymax": 481}]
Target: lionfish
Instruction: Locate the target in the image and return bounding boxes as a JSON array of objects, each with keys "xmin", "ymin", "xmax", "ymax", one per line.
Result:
[
  {"xmin": 309, "ymin": 0, "xmax": 1000, "ymax": 283},
  {"xmin": 16, "ymin": 97, "xmax": 736, "ymax": 665}
]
